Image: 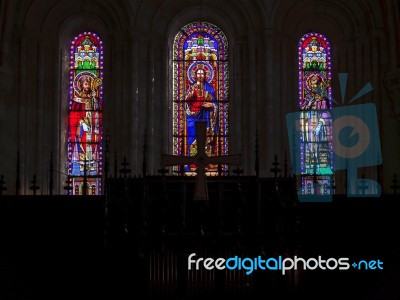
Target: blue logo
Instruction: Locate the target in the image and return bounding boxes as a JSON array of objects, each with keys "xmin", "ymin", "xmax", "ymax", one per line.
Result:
[{"xmin": 286, "ymin": 73, "xmax": 382, "ymax": 201}]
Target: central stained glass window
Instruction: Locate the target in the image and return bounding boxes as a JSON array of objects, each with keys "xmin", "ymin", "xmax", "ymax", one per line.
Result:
[{"xmin": 173, "ymin": 22, "xmax": 229, "ymax": 176}]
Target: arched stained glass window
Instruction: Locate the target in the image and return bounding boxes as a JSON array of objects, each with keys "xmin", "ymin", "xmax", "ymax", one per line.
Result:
[
  {"xmin": 298, "ymin": 32, "xmax": 334, "ymax": 195},
  {"xmin": 173, "ymin": 22, "xmax": 229, "ymax": 175},
  {"xmin": 67, "ymin": 32, "xmax": 103, "ymax": 195}
]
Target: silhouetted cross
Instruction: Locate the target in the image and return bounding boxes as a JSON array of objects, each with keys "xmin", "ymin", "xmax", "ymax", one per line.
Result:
[
  {"xmin": 30, "ymin": 174, "xmax": 40, "ymax": 195},
  {"xmin": 161, "ymin": 122, "xmax": 241, "ymax": 201},
  {"xmin": 119, "ymin": 156, "xmax": 131, "ymax": 179},
  {"xmin": 0, "ymin": 175, "xmax": 6, "ymax": 195},
  {"xmin": 270, "ymin": 155, "xmax": 281, "ymax": 179}
]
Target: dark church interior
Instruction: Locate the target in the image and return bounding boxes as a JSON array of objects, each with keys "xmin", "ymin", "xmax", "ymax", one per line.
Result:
[{"xmin": 1, "ymin": 0, "xmax": 400, "ymax": 299}]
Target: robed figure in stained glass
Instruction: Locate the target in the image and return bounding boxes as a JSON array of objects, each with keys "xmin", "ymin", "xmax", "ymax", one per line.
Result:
[
  {"xmin": 70, "ymin": 72, "xmax": 102, "ymax": 175},
  {"xmin": 298, "ymin": 33, "xmax": 334, "ymax": 195},
  {"xmin": 301, "ymin": 110, "xmax": 332, "ymax": 175},
  {"xmin": 302, "ymin": 73, "xmax": 330, "ymax": 110},
  {"xmin": 184, "ymin": 64, "xmax": 218, "ymax": 172},
  {"xmin": 67, "ymin": 32, "xmax": 103, "ymax": 195},
  {"xmin": 173, "ymin": 22, "xmax": 229, "ymax": 175}
]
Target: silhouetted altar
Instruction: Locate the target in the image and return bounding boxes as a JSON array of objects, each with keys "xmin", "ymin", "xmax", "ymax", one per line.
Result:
[
  {"xmin": 1, "ymin": 187, "xmax": 400, "ymax": 299},
  {"xmin": 106, "ymin": 174, "xmax": 296, "ymax": 236},
  {"xmin": 1, "ymin": 162, "xmax": 400, "ymax": 300}
]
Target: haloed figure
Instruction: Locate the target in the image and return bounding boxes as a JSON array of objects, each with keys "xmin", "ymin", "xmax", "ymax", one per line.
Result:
[
  {"xmin": 70, "ymin": 73, "xmax": 102, "ymax": 174},
  {"xmin": 185, "ymin": 67, "xmax": 218, "ymax": 171}
]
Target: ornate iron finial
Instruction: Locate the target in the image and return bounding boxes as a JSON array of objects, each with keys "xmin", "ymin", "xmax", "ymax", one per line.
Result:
[
  {"xmin": 271, "ymin": 155, "xmax": 281, "ymax": 179},
  {"xmin": 0, "ymin": 175, "xmax": 7, "ymax": 196},
  {"xmin": 30, "ymin": 174, "xmax": 40, "ymax": 195},
  {"xmin": 120, "ymin": 156, "xmax": 131, "ymax": 179}
]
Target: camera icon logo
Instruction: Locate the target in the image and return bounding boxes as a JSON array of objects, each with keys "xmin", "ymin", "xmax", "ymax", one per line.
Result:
[
  {"xmin": 286, "ymin": 74, "xmax": 382, "ymax": 201},
  {"xmin": 332, "ymin": 103, "xmax": 382, "ymax": 197}
]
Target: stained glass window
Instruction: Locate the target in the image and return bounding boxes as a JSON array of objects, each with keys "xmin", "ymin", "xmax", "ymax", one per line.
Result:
[
  {"xmin": 67, "ymin": 32, "xmax": 103, "ymax": 195},
  {"xmin": 298, "ymin": 33, "xmax": 334, "ymax": 195},
  {"xmin": 173, "ymin": 22, "xmax": 229, "ymax": 175}
]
